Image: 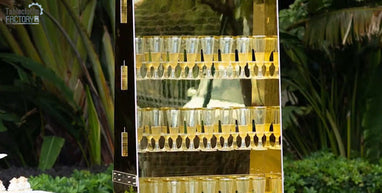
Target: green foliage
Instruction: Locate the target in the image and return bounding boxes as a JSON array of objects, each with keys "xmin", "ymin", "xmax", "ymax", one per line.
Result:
[
  {"xmin": 0, "ymin": 54, "xmax": 85, "ymax": 167},
  {"xmin": 284, "ymin": 152, "xmax": 382, "ymax": 193},
  {"xmin": 39, "ymin": 136, "xmax": 65, "ymax": 170},
  {"xmin": 280, "ymin": 0, "xmax": 382, "ymax": 162},
  {"xmin": 279, "ymin": 0, "xmax": 308, "ymax": 38},
  {"xmin": 0, "ymin": 0, "xmax": 114, "ymax": 167},
  {"xmin": 85, "ymin": 86, "xmax": 101, "ymax": 165},
  {"xmin": 29, "ymin": 165, "xmax": 113, "ymax": 193},
  {"xmin": 124, "ymin": 186, "xmax": 136, "ymax": 193}
]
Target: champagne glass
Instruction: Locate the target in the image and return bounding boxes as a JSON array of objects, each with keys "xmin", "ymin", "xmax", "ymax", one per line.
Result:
[
  {"xmin": 264, "ymin": 107, "xmax": 273, "ymax": 148},
  {"xmin": 184, "ymin": 36, "xmax": 199, "ymax": 79},
  {"xmin": 219, "ymin": 108, "xmax": 234, "ymax": 151},
  {"xmin": 142, "ymin": 108, "xmax": 153, "ymax": 152},
  {"xmin": 201, "ymin": 108, "xmax": 218, "ymax": 151},
  {"xmin": 163, "ymin": 36, "xmax": 181, "ymax": 79},
  {"xmin": 265, "ymin": 36, "xmax": 277, "ymax": 77},
  {"xmin": 233, "ymin": 107, "xmax": 251, "ymax": 150},
  {"xmin": 183, "ymin": 177, "xmax": 199, "ymax": 193},
  {"xmin": 137, "ymin": 108, "xmax": 144, "ymax": 152},
  {"xmin": 139, "ymin": 177, "xmax": 148, "ymax": 193},
  {"xmin": 146, "ymin": 178, "xmax": 163, "ymax": 193},
  {"xmin": 268, "ymin": 174, "xmax": 282, "ymax": 193},
  {"xmin": 160, "ymin": 107, "xmax": 171, "ymax": 151},
  {"xmin": 195, "ymin": 108, "xmax": 204, "ymax": 150},
  {"xmin": 219, "ymin": 178, "xmax": 234, "ymax": 193},
  {"xmin": 236, "ymin": 177, "xmax": 250, "ymax": 193},
  {"xmin": 252, "ymin": 36, "xmax": 266, "ymax": 78},
  {"xmin": 249, "ymin": 106, "xmax": 267, "ymax": 150},
  {"xmin": 164, "ymin": 108, "xmax": 181, "ymax": 151},
  {"xmin": 218, "ymin": 36, "xmax": 234, "ymax": 78},
  {"xmin": 199, "ymin": 36, "xmax": 215, "ymax": 78},
  {"xmin": 150, "ymin": 108, "xmax": 165, "ymax": 151},
  {"xmin": 251, "ymin": 175, "xmax": 266, "ymax": 193},
  {"xmin": 212, "ymin": 107, "xmax": 222, "ymax": 149},
  {"xmin": 180, "ymin": 108, "xmax": 199, "ymax": 151},
  {"xmin": 163, "ymin": 178, "xmax": 181, "ymax": 193},
  {"xmin": 269, "ymin": 106, "xmax": 281, "ymax": 150},
  {"xmin": 271, "ymin": 36, "xmax": 279, "ymax": 78},
  {"xmin": 135, "ymin": 37, "xmax": 145, "ymax": 79},
  {"xmin": 236, "ymin": 36, "xmax": 251, "ymax": 78},
  {"xmin": 201, "ymin": 177, "xmax": 217, "ymax": 193},
  {"xmin": 145, "ymin": 36, "xmax": 163, "ymax": 78}
]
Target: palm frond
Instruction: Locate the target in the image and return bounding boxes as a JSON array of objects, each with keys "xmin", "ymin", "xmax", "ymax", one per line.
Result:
[{"xmin": 304, "ymin": 7, "xmax": 382, "ymax": 48}]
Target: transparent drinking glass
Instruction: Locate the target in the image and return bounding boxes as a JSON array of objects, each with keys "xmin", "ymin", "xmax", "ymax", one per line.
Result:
[
  {"xmin": 219, "ymin": 177, "xmax": 234, "ymax": 193},
  {"xmin": 271, "ymin": 36, "xmax": 279, "ymax": 77},
  {"xmin": 163, "ymin": 178, "xmax": 181, "ymax": 193},
  {"xmin": 265, "ymin": 36, "xmax": 277, "ymax": 77},
  {"xmin": 201, "ymin": 108, "xmax": 218, "ymax": 151},
  {"xmin": 213, "ymin": 107, "xmax": 222, "ymax": 149},
  {"xmin": 137, "ymin": 108, "xmax": 144, "ymax": 152},
  {"xmin": 146, "ymin": 178, "xmax": 163, "ymax": 193},
  {"xmin": 142, "ymin": 108, "xmax": 153, "ymax": 152},
  {"xmin": 150, "ymin": 108, "xmax": 166, "ymax": 151},
  {"xmin": 164, "ymin": 108, "xmax": 181, "ymax": 151},
  {"xmin": 268, "ymin": 174, "xmax": 282, "ymax": 193},
  {"xmin": 199, "ymin": 36, "xmax": 215, "ymax": 78},
  {"xmin": 201, "ymin": 177, "xmax": 216, "ymax": 193},
  {"xmin": 195, "ymin": 108, "xmax": 204, "ymax": 150},
  {"xmin": 249, "ymin": 106, "xmax": 267, "ymax": 150},
  {"xmin": 235, "ymin": 36, "xmax": 251, "ymax": 78},
  {"xmin": 218, "ymin": 36, "xmax": 234, "ymax": 78},
  {"xmin": 252, "ymin": 36, "xmax": 266, "ymax": 78},
  {"xmin": 145, "ymin": 36, "xmax": 163, "ymax": 78},
  {"xmin": 270, "ymin": 106, "xmax": 281, "ymax": 150},
  {"xmin": 251, "ymin": 175, "xmax": 266, "ymax": 193},
  {"xmin": 163, "ymin": 36, "xmax": 181, "ymax": 79},
  {"xmin": 233, "ymin": 107, "xmax": 251, "ymax": 150},
  {"xmin": 135, "ymin": 37, "xmax": 145, "ymax": 79},
  {"xmin": 183, "ymin": 36, "xmax": 199, "ymax": 79},
  {"xmin": 183, "ymin": 177, "xmax": 199, "ymax": 193},
  {"xmin": 219, "ymin": 108, "xmax": 234, "ymax": 151},
  {"xmin": 180, "ymin": 108, "xmax": 198, "ymax": 151},
  {"xmin": 157, "ymin": 107, "xmax": 170, "ymax": 151},
  {"xmin": 236, "ymin": 177, "xmax": 250, "ymax": 193},
  {"xmin": 264, "ymin": 107, "xmax": 273, "ymax": 148},
  {"xmin": 139, "ymin": 177, "xmax": 148, "ymax": 193}
]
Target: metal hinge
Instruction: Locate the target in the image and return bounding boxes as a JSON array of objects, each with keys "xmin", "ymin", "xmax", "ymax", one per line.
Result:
[{"xmin": 112, "ymin": 170, "xmax": 137, "ymax": 187}]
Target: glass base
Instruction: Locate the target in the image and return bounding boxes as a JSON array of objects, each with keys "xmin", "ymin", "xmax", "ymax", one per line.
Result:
[
  {"xmin": 218, "ymin": 147, "xmax": 232, "ymax": 151},
  {"xmin": 252, "ymin": 145, "xmax": 267, "ymax": 151}
]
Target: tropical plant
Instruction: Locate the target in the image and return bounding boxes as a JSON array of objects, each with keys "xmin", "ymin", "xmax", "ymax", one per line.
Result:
[
  {"xmin": 280, "ymin": 0, "xmax": 382, "ymax": 162},
  {"xmin": 0, "ymin": 0, "xmax": 115, "ymax": 168}
]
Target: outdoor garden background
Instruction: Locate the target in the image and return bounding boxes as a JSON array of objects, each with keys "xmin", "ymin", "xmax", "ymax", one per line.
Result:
[{"xmin": 1, "ymin": 0, "xmax": 382, "ymax": 192}]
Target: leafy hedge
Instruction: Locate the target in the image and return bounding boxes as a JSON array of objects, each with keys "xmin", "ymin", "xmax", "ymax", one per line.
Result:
[
  {"xmin": 284, "ymin": 152, "xmax": 382, "ymax": 193},
  {"xmin": 29, "ymin": 166, "xmax": 114, "ymax": 193},
  {"xmin": 28, "ymin": 153, "xmax": 382, "ymax": 193}
]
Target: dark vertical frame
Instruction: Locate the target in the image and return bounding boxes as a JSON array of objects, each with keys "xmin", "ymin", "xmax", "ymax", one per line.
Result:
[{"xmin": 114, "ymin": 0, "xmax": 138, "ymax": 192}]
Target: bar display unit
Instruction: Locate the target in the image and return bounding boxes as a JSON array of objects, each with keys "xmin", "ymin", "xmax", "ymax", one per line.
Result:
[{"xmin": 113, "ymin": 1, "xmax": 282, "ymax": 193}]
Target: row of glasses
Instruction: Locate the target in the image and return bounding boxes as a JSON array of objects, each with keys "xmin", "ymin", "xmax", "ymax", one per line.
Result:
[
  {"xmin": 135, "ymin": 35, "xmax": 279, "ymax": 79},
  {"xmin": 137, "ymin": 106, "xmax": 281, "ymax": 152},
  {"xmin": 136, "ymin": 60, "xmax": 278, "ymax": 80},
  {"xmin": 139, "ymin": 173, "xmax": 282, "ymax": 193}
]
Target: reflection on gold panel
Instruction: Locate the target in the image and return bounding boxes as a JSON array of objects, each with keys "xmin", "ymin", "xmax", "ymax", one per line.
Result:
[{"xmin": 120, "ymin": 0, "xmax": 127, "ymax": 23}]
